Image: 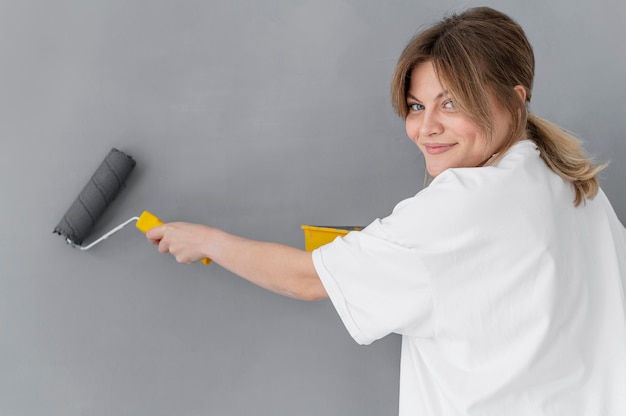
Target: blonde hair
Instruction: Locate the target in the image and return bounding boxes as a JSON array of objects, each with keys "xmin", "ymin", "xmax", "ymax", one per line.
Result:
[{"xmin": 390, "ymin": 7, "xmax": 605, "ymax": 206}]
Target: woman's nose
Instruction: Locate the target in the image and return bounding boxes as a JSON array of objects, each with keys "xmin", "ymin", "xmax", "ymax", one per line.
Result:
[{"xmin": 419, "ymin": 110, "xmax": 444, "ymax": 137}]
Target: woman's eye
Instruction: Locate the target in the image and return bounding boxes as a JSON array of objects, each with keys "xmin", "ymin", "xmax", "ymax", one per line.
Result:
[
  {"xmin": 443, "ymin": 100, "xmax": 456, "ymax": 110},
  {"xmin": 408, "ymin": 103, "xmax": 424, "ymax": 111}
]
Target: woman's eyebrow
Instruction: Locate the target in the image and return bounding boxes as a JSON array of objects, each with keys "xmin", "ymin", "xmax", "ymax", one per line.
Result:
[
  {"xmin": 407, "ymin": 90, "xmax": 450, "ymax": 102},
  {"xmin": 407, "ymin": 93, "xmax": 420, "ymax": 102}
]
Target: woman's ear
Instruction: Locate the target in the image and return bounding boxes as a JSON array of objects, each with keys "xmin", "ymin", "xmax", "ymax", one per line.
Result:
[{"xmin": 514, "ymin": 85, "xmax": 527, "ymax": 103}]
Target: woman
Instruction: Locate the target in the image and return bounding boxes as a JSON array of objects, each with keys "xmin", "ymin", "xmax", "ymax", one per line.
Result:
[{"xmin": 147, "ymin": 7, "xmax": 626, "ymax": 415}]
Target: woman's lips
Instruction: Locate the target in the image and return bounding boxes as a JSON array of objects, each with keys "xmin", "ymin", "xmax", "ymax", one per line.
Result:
[{"xmin": 423, "ymin": 143, "xmax": 456, "ymax": 155}]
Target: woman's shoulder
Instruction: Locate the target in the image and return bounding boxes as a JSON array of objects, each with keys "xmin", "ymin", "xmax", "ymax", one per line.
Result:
[
  {"xmin": 383, "ymin": 140, "xmax": 555, "ymax": 244},
  {"xmin": 433, "ymin": 140, "xmax": 541, "ymax": 189},
  {"xmin": 414, "ymin": 141, "xmax": 543, "ymax": 206}
]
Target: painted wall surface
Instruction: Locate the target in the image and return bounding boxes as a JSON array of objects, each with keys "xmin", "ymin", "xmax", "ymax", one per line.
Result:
[{"xmin": 1, "ymin": 1, "xmax": 624, "ymax": 415}]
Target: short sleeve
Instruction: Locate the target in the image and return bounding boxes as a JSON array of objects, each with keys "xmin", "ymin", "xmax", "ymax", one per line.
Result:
[
  {"xmin": 312, "ymin": 145, "xmax": 544, "ymax": 346},
  {"xmin": 311, "ymin": 160, "xmax": 524, "ymax": 346},
  {"xmin": 313, "ymin": 219, "xmax": 434, "ymax": 345}
]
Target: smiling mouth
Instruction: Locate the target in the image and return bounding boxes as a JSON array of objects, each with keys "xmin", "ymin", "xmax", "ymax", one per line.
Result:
[{"xmin": 423, "ymin": 143, "xmax": 456, "ymax": 155}]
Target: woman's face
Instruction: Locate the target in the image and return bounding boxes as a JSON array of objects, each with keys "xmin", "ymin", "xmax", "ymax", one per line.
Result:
[{"xmin": 405, "ymin": 61, "xmax": 514, "ymax": 177}]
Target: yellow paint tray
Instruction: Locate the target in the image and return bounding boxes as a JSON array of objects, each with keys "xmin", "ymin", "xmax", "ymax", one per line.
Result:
[{"xmin": 300, "ymin": 225, "xmax": 363, "ymax": 251}]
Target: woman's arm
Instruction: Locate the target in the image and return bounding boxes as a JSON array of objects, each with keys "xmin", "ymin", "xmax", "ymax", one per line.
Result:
[{"xmin": 146, "ymin": 222, "xmax": 328, "ymax": 301}]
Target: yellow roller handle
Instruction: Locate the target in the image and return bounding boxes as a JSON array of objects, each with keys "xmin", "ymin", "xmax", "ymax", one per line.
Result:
[{"xmin": 136, "ymin": 211, "xmax": 212, "ymax": 265}]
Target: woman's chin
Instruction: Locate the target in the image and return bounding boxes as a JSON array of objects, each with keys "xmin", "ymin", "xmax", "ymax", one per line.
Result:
[{"xmin": 425, "ymin": 165, "xmax": 447, "ymax": 178}]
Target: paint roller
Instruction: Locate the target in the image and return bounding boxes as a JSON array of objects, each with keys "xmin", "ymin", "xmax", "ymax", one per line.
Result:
[{"xmin": 53, "ymin": 148, "xmax": 211, "ymax": 265}]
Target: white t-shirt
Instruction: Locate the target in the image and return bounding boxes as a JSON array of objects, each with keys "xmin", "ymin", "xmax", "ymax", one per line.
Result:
[{"xmin": 313, "ymin": 140, "xmax": 626, "ymax": 416}]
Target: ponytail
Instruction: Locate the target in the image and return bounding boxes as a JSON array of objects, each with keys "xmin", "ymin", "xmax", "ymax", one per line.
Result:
[{"xmin": 526, "ymin": 114, "xmax": 606, "ymax": 206}]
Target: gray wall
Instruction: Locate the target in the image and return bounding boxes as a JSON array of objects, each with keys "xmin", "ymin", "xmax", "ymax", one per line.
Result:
[{"xmin": 1, "ymin": 1, "xmax": 624, "ymax": 415}]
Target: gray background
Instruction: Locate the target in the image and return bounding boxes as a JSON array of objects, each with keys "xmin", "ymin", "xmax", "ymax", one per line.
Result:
[{"xmin": 1, "ymin": 0, "xmax": 624, "ymax": 415}]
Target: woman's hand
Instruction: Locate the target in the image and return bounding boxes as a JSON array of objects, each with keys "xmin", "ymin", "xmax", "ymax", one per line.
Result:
[{"xmin": 146, "ymin": 222, "xmax": 212, "ymax": 264}]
